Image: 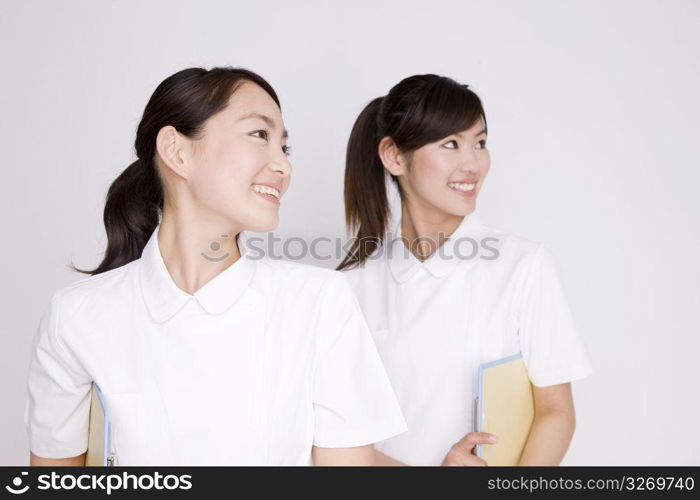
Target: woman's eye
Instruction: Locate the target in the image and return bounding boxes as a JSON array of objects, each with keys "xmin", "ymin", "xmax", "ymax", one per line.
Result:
[
  {"xmin": 282, "ymin": 145, "xmax": 292, "ymax": 156},
  {"xmin": 251, "ymin": 130, "xmax": 269, "ymax": 140},
  {"xmin": 443, "ymin": 139, "xmax": 458, "ymax": 149},
  {"xmin": 477, "ymin": 139, "xmax": 487, "ymax": 149}
]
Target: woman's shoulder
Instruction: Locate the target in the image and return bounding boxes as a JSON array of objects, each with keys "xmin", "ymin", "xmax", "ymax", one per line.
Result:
[
  {"xmin": 48, "ymin": 260, "xmax": 138, "ymax": 314},
  {"xmin": 478, "ymin": 222, "xmax": 551, "ymax": 266},
  {"xmin": 475, "ymin": 222, "xmax": 566, "ymax": 293},
  {"xmin": 249, "ymin": 258, "xmax": 361, "ymax": 319},
  {"xmin": 254, "ymin": 256, "xmax": 349, "ymax": 290}
]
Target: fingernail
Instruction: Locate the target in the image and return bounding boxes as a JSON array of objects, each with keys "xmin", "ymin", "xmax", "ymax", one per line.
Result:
[{"xmin": 489, "ymin": 435, "xmax": 498, "ymax": 443}]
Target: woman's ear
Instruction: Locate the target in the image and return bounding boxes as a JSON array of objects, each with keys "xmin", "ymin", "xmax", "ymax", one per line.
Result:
[
  {"xmin": 378, "ymin": 136, "xmax": 407, "ymax": 177},
  {"xmin": 155, "ymin": 125, "xmax": 190, "ymax": 180}
]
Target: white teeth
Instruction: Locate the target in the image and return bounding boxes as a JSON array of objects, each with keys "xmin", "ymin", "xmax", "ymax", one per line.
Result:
[
  {"xmin": 252, "ymin": 185, "xmax": 280, "ymax": 199},
  {"xmin": 447, "ymin": 182, "xmax": 476, "ymax": 192}
]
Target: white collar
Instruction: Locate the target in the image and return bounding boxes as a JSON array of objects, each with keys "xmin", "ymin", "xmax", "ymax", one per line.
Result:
[
  {"xmin": 139, "ymin": 224, "xmax": 256, "ymax": 323},
  {"xmin": 387, "ymin": 212, "xmax": 484, "ymax": 284}
]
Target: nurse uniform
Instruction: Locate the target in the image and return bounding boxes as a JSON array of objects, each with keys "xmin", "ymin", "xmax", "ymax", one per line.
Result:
[
  {"xmin": 25, "ymin": 223, "xmax": 407, "ymax": 465},
  {"xmin": 344, "ymin": 211, "xmax": 594, "ymax": 466}
]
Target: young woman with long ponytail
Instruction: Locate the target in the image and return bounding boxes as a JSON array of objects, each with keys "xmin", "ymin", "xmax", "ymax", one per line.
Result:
[
  {"xmin": 25, "ymin": 67, "xmax": 406, "ymax": 466},
  {"xmin": 338, "ymin": 74, "xmax": 593, "ymax": 466}
]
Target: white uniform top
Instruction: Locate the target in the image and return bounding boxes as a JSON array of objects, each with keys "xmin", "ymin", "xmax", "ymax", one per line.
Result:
[
  {"xmin": 25, "ymin": 223, "xmax": 407, "ymax": 465},
  {"xmin": 344, "ymin": 212, "xmax": 593, "ymax": 465}
]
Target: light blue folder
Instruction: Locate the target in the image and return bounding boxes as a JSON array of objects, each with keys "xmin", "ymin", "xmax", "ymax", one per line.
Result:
[{"xmin": 86, "ymin": 382, "xmax": 113, "ymax": 466}]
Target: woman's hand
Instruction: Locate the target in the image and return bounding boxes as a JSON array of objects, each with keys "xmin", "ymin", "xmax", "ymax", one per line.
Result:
[{"xmin": 441, "ymin": 432, "xmax": 498, "ymax": 466}]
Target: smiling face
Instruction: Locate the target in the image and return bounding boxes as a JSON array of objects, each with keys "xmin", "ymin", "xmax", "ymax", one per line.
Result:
[
  {"xmin": 182, "ymin": 81, "xmax": 292, "ymax": 233},
  {"xmin": 393, "ymin": 118, "xmax": 490, "ymax": 218}
]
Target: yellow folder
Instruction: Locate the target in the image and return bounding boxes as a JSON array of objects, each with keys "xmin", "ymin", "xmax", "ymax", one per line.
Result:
[
  {"xmin": 85, "ymin": 382, "xmax": 112, "ymax": 466},
  {"xmin": 474, "ymin": 353, "xmax": 534, "ymax": 466}
]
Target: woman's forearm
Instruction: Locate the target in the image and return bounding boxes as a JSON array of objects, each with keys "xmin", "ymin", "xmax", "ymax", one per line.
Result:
[
  {"xmin": 30, "ymin": 451, "xmax": 86, "ymax": 466},
  {"xmin": 518, "ymin": 410, "xmax": 575, "ymax": 466},
  {"xmin": 374, "ymin": 448, "xmax": 407, "ymax": 466}
]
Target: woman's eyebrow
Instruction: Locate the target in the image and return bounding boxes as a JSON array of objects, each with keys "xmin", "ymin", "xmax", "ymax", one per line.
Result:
[
  {"xmin": 237, "ymin": 112, "xmax": 289, "ymax": 138},
  {"xmin": 455, "ymin": 128, "xmax": 487, "ymax": 139}
]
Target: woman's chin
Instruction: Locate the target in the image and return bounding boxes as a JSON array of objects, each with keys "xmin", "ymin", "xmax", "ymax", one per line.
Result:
[
  {"xmin": 435, "ymin": 202, "xmax": 476, "ymax": 218},
  {"xmin": 245, "ymin": 215, "xmax": 279, "ymax": 233},
  {"xmin": 453, "ymin": 200, "xmax": 477, "ymax": 217}
]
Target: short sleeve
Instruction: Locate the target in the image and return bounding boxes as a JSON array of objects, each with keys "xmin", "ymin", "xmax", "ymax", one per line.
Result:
[
  {"xmin": 24, "ymin": 291, "xmax": 92, "ymax": 458},
  {"xmin": 514, "ymin": 245, "xmax": 594, "ymax": 387},
  {"xmin": 311, "ymin": 273, "xmax": 407, "ymax": 448}
]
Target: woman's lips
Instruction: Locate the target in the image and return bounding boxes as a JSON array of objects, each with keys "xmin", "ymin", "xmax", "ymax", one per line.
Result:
[
  {"xmin": 252, "ymin": 190, "xmax": 280, "ymax": 206},
  {"xmin": 251, "ymin": 184, "xmax": 281, "ymax": 206},
  {"xmin": 447, "ymin": 181, "xmax": 477, "ymax": 198}
]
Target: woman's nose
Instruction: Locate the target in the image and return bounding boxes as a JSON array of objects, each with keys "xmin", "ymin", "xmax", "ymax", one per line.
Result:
[
  {"xmin": 460, "ymin": 149, "xmax": 485, "ymax": 172},
  {"xmin": 270, "ymin": 157, "xmax": 292, "ymax": 177}
]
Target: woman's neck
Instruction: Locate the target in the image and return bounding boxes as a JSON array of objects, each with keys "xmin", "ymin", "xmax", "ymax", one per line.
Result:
[
  {"xmin": 400, "ymin": 200, "xmax": 463, "ymax": 261},
  {"xmin": 157, "ymin": 208, "xmax": 242, "ymax": 295}
]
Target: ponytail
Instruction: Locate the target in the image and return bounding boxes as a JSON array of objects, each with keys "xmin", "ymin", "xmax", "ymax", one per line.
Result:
[
  {"xmin": 336, "ymin": 97, "xmax": 391, "ymax": 271},
  {"xmin": 73, "ymin": 158, "xmax": 162, "ymax": 275}
]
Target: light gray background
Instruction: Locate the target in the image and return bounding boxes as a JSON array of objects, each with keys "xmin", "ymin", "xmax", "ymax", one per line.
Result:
[{"xmin": 1, "ymin": 0, "xmax": 698, "ymax": 466}]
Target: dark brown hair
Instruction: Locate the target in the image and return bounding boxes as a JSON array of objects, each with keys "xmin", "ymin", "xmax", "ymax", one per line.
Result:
[
  {"xmin": 336, "ymin": 74, "xmax": 487, "ymax": 271},
  {"xmin": 74, "ymin": 67, "xmax": 280, "ymax": 275}
]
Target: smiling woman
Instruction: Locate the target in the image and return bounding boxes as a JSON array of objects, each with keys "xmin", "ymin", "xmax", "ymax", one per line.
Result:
[
  {"xmin": 25, "ymin": 66, "xmax": 407, "ymax": 466},
  {"xmin": 338, "ymin": 74, "xmax": 593, "ymax": 466}
]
